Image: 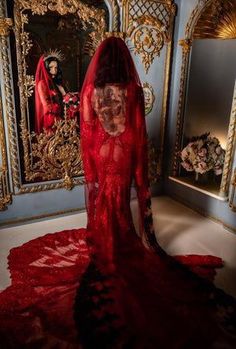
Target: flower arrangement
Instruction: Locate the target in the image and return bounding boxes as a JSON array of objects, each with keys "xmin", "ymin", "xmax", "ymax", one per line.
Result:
[
  {"xmin": 63, "ymin": 92, "xmax": 80, "ymax": 119},
  {"xmin": 180, "ymin": 133, "xmax": 225, "ymax": 175}
]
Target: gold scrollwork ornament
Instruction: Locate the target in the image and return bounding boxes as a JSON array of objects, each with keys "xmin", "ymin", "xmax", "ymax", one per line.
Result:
[
  {"xmin": 24, "ymin": 118, "xmax": 83, "ymax": 189},
  {"xmin": 178, "ymin": 39, "xmax": 192, "ymax": 54},
  {"xmin": 128, "ymin": 16, "xmax": 167, "ymax": 73},
  {"xmin": 0, "ymin": 17, "xmax": 13, "ymax": 36}
]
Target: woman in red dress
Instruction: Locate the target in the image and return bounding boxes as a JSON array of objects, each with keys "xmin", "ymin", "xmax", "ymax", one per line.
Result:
[
  {"xmin": 34, "ymin": 51, "xmax": 66, "ymax": 134},
  {"xmin": 77, "ymin": 37, "xmax": 236, "ymax": 348}
]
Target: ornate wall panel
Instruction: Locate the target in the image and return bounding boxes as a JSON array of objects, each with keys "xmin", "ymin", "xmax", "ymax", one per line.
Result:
[{"xmin": 122, "ymin": 0, "xmax": 176, "ymax": 176}]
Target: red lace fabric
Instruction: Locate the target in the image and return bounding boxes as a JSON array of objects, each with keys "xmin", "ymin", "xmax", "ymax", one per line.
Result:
[{"xmin": 0, "ymin": 38, "xmax": 236, "ymax": 348}]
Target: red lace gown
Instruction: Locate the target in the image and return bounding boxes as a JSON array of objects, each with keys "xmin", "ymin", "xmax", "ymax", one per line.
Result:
[
  {"xmin": 0, "ymin": 83, "xmax": 235, "ymax": 348},
  {"xmin": 77, "ymin": 83, "xmax": 236, "ymax": 349}
]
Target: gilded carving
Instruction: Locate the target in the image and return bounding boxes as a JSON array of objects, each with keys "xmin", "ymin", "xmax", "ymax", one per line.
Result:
[
  {"xmin": 124, "ymin": 1, "xmax": 175, "ymax": 73},
  {"xmin": 24, "ymin": 118, "xmax": 83, "ymax": 186},
  {"xmin": 142, "ymin": 82, "xmax": 155, "ymax": 115},
  {"xmin": 219, "ymin": 81, "xmax": 236, "ymax": 198},
  {"xmin": 229, "ymin": 168, "xmax": 236, "ymax": 211},
  {"xmin": 0, "ymin": 17, "xmax": 13, "ymax": 36},
  {"xmin": 128, "ymin": 16, "xmax": 165, "ymax": 73},
  {"xmin": 178, "ymin": 39, "xmax": 192, "ymax": 54},
  {"xmin": 0, "ymin": 98, "xmax": 11, "ymax": 210},
  {"xmin": 193, "ymin": 0, "xmax": 236, "ymax": 39}
]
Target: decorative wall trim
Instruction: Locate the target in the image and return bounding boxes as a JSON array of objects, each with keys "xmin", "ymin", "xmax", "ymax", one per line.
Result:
[
  {"xmin": 229, "ymin": 168, "xmax": 236, "ymax": 212},
  {"xmin": 0, "ymin": 97, "xmax": 11, "ymax": 209},
  {"xmin": 110, "ymin": 0, "xmax": 120, "ymax": 31},
  {"xmin": 0, "ymin": 0, "xmax": 21, "ymax": 193},
  {"xmin": 220, "ymin": 81, "xmax": 236, "ymax": 197}
]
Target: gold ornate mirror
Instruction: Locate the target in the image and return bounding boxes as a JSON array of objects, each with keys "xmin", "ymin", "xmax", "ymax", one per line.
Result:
[
  {"xmin": 4, "ymin": 0, "xmax": 114, "ymax": 192},
  {"xmin": 172, "ymin": 0, "xmax": 236, "ymax": 199}
]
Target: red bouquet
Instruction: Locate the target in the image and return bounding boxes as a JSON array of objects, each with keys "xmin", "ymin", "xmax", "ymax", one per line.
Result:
[{"xmin": 63, "ymin": 92, "xmax": 80, "ymax": 119}]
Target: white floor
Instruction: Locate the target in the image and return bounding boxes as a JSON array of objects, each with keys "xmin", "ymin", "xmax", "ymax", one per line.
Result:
[{"xmin": 0, "ymin": 196, "xmax": 236, "ymax": 298}]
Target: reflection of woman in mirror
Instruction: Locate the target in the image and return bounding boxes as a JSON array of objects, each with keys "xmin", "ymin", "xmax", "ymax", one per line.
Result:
[{"xmin": 35, "ymin": 50, "xmax": 66, "ymax": 133}]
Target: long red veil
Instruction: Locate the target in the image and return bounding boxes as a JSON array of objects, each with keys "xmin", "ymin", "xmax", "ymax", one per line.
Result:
[
  {"xmin": 35, "ymin": 55, "xmax": 63, "ymax": 133},
  {"xmin": 35, "ymin": 56, "xmax": 52, "ymax": 133}
]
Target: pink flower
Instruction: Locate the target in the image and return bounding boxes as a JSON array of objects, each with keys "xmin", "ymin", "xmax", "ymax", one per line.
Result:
[
  {"xmin": 197, "ymin": 161, "xmax": 208, "ymax": 174},
  {"xmin": 72, "ymin": 95, "xmax": 78, "ymax": 103},
  {"xmin": 181, "ymin": 161, "xmax": 193, "ymax": 171},
  {"xmin": 63, "ymin": 94, "xmax": 70, "ymax": 103},
  {"xmin": 198, "ymin": 147, "xmax": 207, "ymax": 157}
]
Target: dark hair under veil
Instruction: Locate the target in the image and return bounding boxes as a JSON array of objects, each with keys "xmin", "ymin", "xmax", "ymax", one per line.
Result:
[
  {"xmin": 80, "ymin": 37, "xmax": 159, "ymax": 251},
  {"xmin": 44, "ymin": 57, "xmax": 63, "ymax": 86}
]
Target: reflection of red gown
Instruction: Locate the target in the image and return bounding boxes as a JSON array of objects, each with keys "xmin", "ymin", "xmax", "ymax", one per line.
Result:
[{"xmin": 35, "ymin": 56, "xmax": 65, "ymax": 134}]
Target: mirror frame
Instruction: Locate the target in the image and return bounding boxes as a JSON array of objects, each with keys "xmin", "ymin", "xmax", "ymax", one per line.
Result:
[
  {"xmin": 171, "ymin": 0, "xmax": 236, "ymax": 199},
  {"xmin": 0, "ymin": 0, "xmax": 119, "ymax": 195}
]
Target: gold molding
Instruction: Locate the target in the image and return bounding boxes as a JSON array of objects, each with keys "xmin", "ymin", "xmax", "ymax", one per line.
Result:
[
  {"xmin": 0, "ymin": 17, "xmax": 13, "ymax": 36},
  {"xmin": 0, "ymin": 23, "xmax": 21, "ymax": 191},
  {"xmin": 229, "ymin": 168, "xmax": 236, "ymax": 212},
  {"xmin": 220, "ymin": 81, "xmax": 236, "ymax": 198},
  {"xmin": 0, "ymin": 97, "xmax": 11, "ymax": 210},
  {"xmin": 110, "ymin": 0, "xmax": 120, "ymax": 31},
  {"xmin": 172, "ymin": 0, "xmax": 236, "ymax": 200},
  {"xmin": 178, "ymin": 39, "xmax": 192, "ymax": 54}
]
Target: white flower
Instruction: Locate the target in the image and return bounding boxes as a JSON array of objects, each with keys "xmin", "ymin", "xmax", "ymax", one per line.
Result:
[
  {"xmin": 180, "ymin": 134, "xmax": 225, "ymax": 176},
  {"xmin": 198, "ymin": 147, "xmax": 207, "ymax": 157},
  {"xmin": 181, "ymin": 161, "xmax": 193, "ymax": 171},
  {"xmin": 215, "ymin": 146, "xmax": 222, "ymax": 155}
]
